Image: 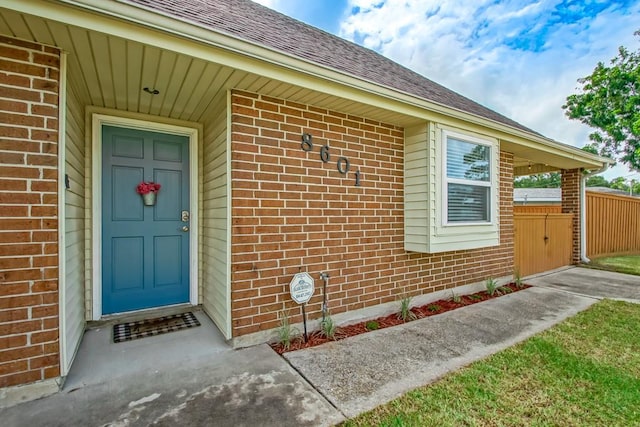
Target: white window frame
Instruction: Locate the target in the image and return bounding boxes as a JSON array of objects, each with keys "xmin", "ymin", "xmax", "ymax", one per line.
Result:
[{"xmin": 441, "ymin": 129, "xmax": 497, "ymax": 227}]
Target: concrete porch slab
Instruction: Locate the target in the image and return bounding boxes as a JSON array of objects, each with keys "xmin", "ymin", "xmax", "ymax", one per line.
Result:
[
  {"xmin": 284, "ymin": 287, "xmax": 596, "ymax": 418},
  {"xmin": 526, "ymin": 266, "xmax": 640, "ymax": 303},
  {"xmin": 2, "ymin": 343, "xmax": 344, "ymax": 427},
  {"xmin": 2, "ymin": 309, "xmax": 343, "ymax": 426},
  {"xmin": 64, "ymin": 309, "xmax": 230, "ymax": 389}
]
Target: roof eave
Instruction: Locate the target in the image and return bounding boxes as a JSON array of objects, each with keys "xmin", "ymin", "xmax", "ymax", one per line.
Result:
[{"xmin": 25, "ymin": 0, "xmax": 610, "ymax": 170}]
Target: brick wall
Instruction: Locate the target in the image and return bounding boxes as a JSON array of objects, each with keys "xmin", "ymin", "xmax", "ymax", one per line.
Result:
[
  {"xmin": 562, "ymin": 168, "xmax": 582, "ymax": 263},
  {"xmin": 0, "ymin": 37, "xmax": 60, "ymax": 388},
  {"xmin": 229, "ymin": 90, "xmax": 514, "ymax": 336}
]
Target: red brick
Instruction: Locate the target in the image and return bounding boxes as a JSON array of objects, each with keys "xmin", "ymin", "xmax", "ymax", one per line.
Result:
[
  {"xmin": 0, "ymin": 308, "xmax": 29, "ymax": 323},
  {"xmin": 0, "ymin": 179, "xmax": 27, "ymax": 191},
  {"xmin": 0, "ymin": 320, "xmax": 42, "ymax": 336},
  {"xmin": 0, "ymin": 205, "xmax": 28, "ymax": 217},
  {"xmin": 32, "ymin": 52, "xmax": 59, "ymax": 68},
  {"xmin": 29, "ymin": 354, "xmax": 58, "ymax": 370},
  {"xmin": 0, "ymin": 36, "xmax": 44, "ymax": 51},
  {"xmin": 32, "ymin": 78, "xmax": 58, "ymax": 92},
  {"xmin": 32, "ymin": 304, "xmax": 57, "ymax": 318},
  {"xmin": 44, "ymin": 365, "xmax": 59, "ymax": 379},
  {"xmin": 0, "ymin": 370, "xmax": 42, "ymax": 388},
  {"xmin": 0, "ymin": 57, "xmax": 48, "ymax": 76},
  {"xmin": 0, "ymin": 360, "xmax": 28, "ymax": 376},
  {"xmin": 27, "ymin": 153, "xmax": 57, "ymax": 166},
  {"xmin": 0, "ymin": 98, "xmax": 28, "ymax": 113},
  {"xmin": 29, "ymin": 181, "xmax": 57, "ymax": 193},
  {"xmin": 31, "ymin": 104, "xmax": 58, "ymax": 117},
  {"xmin": 30, "ymin": 329, "xmax": 58, "ymax": 345},
  {"xmin": 0, "ymin": 139, "xmax": 41, "ymax": 153},
  {"xmin": 0, "ymin": 71, "xmax": 30, "ymax": 87},
  {"xmin": 0, "ymin": 151, "xmax": 25, "ymax": 164},
  {"xmin": 0, "ymin": 256, "xmax": 31, "ymax": 269},
  {"xmin": 0, "ymin": 295, "xmax": 42, "ymax": 310},
  {"xmin": 0, "ymin": 193, "xmax": 42, "ymax": 204},
  {"xmin": 0, "ymin": 166, "xmax": 40, "ymax": 179}
]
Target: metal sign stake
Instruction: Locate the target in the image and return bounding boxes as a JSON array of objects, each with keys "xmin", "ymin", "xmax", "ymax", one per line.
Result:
[{"xmin": 301, "ymin": 304, "xmax": 308, "ymax": 343}]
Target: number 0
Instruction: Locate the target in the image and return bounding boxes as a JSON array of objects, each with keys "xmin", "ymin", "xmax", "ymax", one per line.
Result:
[{"xmin": 337, "ymin": 157, "xmax": 350, "ymax": 174}]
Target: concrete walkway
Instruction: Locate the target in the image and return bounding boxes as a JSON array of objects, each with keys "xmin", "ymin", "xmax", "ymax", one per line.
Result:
[
  {"xmin": 4, "ymin": 266, "xmax": 635, "ymax": 426},
  {"xmin": 285, "ymin": 286, "xmax": 595, "ymax": 418}
]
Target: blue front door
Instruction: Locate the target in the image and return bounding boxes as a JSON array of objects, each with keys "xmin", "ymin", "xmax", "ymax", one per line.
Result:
[{"xmin": 102, "ymin": 125, "xmax": 190, "ymax": 315}]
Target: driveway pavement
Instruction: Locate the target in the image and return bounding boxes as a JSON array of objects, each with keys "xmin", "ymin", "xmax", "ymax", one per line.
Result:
[
  {"xmin": 526, "ymin": 266, "xmax": 640, "ymax": 303},
  {"xmin": 4, "ymin": 267, "xmax": 636, "ymax": 426}
]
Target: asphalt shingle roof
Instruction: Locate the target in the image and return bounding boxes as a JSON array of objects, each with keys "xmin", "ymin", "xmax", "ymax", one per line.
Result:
[{"xmin": 126, "ymin": 0, "xmax": 538, "ymax": 134}]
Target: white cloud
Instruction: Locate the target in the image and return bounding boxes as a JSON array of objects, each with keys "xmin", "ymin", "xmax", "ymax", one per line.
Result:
[
  {"xmin": 251, "ymin": 0, "xmax": 281, "ymax": 7},
  {"xmin": 339, "ymin": 0, "xmax": 640, "ymax": 177}
]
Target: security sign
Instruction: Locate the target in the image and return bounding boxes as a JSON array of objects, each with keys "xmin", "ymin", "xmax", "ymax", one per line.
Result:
[{"xmin": 289, "ymin": 272, "xmax": 315, "ymax": 304}]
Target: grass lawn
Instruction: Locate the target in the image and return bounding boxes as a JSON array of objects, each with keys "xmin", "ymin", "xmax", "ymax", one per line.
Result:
[
  {"xmin": 589, "ymin": 255, "xmax": 640, "ymax": 276},
  {"xmin": 342, "ymin": 300, "xmax": 640, "ymax": 427}
]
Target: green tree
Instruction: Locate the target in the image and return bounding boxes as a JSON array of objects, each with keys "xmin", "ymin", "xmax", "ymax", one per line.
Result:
[
  {"xmin": 514, "ymin": 172, "xmax": 561, "ymax": 188},
  {"xmin": 609, "ymin": 177, "xmax": 630, "ymax": 192},
  {"xmin": 563, "ymin": 31, "xmax": 640, "ymax": 170},
  {"xmin": 585, "ymin": 175, "xmax": 610, "ymax": 187}
]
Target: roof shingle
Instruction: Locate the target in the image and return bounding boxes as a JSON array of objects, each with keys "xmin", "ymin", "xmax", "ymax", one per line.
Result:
[{"xmin": 125, "ymin": 0, "xmax": 538, "ymax": 134}]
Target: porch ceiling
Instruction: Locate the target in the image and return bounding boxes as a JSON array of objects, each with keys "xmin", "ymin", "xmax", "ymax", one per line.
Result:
[{"xmin": 0, "ymin": 7, "xmax": 420, "ymax": 126}]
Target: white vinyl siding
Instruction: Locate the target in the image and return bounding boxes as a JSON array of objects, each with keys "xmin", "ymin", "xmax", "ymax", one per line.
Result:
[
  {"xmin": 404, "ymin": 122, "xmax": 500, "ymax": 253},
  {"xmin": 404, "ymin": 123, "xmax": 431, "ymax": 252},
  {"xmin": 201, "ymin": 92, "xmax": 231, "ymax": 339},
  {"xmin": 63, "ymin": 74, "xmax": 87, "ymax": 374}
]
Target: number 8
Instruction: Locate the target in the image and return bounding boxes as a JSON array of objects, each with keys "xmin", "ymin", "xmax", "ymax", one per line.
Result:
[{"xmin": 301, "ymin": 133, "xmax": 313, "ymax": 152}]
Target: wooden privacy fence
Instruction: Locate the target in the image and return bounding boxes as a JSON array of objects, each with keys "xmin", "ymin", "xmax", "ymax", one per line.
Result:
[
  {"xmin": 587, "ymin": 191, "xmax": 640, "ymax": 257},
  {"xmin": 514, "ymin": 205, "xmax": 562, "ymax": 214},
  {"xmin": 514, "ymin": 213, "xmax": 574, "ymax": 277}
]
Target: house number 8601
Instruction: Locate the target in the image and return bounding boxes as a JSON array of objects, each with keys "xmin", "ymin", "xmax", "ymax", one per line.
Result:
[{"xmin": 301, "ymin": 133, "xmax": 361, "ymax": 186}]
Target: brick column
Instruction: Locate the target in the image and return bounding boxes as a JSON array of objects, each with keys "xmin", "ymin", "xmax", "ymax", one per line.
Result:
[
  {"xmin": 0, "ymin": 36, "xmax": 61, "ymax": 388},
  {"xmin": 562, "ymin": 168, "xmax": 582, "ymax": 264}
]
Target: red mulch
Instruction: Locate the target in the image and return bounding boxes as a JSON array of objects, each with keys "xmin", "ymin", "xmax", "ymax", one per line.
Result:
[{"xmin": 270, "ymin": 283, "xmax": 530, "ymax": 354}]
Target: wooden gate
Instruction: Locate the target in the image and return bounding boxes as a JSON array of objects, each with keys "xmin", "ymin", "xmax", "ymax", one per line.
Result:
[{"xmin": 514, "ymin": 213, "xmax": 574, "ymax": 277}]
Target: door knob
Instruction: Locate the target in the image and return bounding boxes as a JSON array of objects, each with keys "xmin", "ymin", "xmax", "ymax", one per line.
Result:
[{"xmin": 182, "ymin": 226, "xmax": 189, "ymax": 232}]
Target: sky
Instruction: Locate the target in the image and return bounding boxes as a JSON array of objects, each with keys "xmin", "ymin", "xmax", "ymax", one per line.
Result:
[{"xmin": 253, "ymin": 0, "xmax": 639, "ymax": 181}]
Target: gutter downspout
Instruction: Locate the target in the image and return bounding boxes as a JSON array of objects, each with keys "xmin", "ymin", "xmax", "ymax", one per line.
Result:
[{"xmin": 580, "ymin": 163, "xmax": 610, "ymax": 263}]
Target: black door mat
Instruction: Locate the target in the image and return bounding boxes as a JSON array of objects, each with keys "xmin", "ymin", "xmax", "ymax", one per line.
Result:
[{"xmin": 113, "ymin": 312, "xmax": 200, "ymax": 343}]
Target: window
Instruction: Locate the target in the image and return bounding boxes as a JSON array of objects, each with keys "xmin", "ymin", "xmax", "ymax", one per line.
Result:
[
  {"xmin": 444, "ymin": 135, "xmax": 492, "ymax": 224},
  {"xmin": 403, "ymin": 123, "xmax": 499, "ymax": 254}
]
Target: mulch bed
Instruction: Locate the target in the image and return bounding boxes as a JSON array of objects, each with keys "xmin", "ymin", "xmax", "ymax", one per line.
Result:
[{"xmin": 270, "ymin": 283, "xmax": 530, "ymax": 354}]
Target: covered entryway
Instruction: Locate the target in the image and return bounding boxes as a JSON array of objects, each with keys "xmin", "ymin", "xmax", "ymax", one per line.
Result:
[{"xmin": 101, "ymin": 125, "xmax": 191, "ymax": 314}]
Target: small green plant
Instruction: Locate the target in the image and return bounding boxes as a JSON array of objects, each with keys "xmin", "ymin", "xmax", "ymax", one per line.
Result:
[
  {"xmin": 398, "ymin": 295, "xmax": 417, "ymax": 322},
  {"xmin": 485, "ymin": 278, "xmax": 499, "ymax": 296},
  {"xmin": 320, "ymin": 313, "xmax": 337, "ymax": 340},
  {"xmin": 469, "ymin": 294, "xmax": 483, "ymax": 301},
  {"xmin": 499, "ymin": 286, "xmax": 513, "ymax": 294},
  {"xmin": 514, "ymin": 269, "xmax": 525, "ymax": 289},
  {"xmin": 365, "ymin": 321, "xmax": 379, "ymax": 331},
  {"xmin": 277, "ymin": 310, "xmax": 298, "ymax": 350},
  {"xmin": 450, "ymin": 291, "xmax": 462, "ymax": 304},
  {"xmin": 427, "ymin": 304, "xmax": 441, "ymax": 313}
]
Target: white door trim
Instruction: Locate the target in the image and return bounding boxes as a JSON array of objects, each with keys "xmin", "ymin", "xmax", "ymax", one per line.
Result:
[{"xmin": 90, "ymin": 110, "xmax": 200, "ymax": 320}]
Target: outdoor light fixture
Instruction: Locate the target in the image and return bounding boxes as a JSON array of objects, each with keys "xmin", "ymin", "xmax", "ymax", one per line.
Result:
[{"xmin": 143, "ymin": 87, "xmax": 160, "ymax": 95}]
